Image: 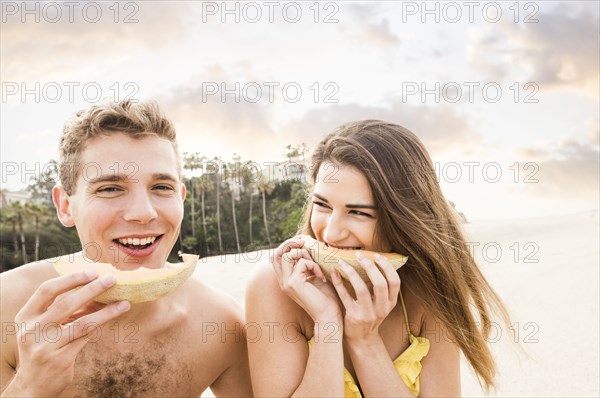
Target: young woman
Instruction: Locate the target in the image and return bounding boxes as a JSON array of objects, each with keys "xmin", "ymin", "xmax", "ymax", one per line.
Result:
[{"xmin": 246, "ymin": 120, "xmax": 510, "ymax": 397}]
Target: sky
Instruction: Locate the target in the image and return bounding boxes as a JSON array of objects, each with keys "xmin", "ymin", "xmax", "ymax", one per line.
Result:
[{"xmin": 1, "ymin": 0, "xmax": 598, "ymax": 221}]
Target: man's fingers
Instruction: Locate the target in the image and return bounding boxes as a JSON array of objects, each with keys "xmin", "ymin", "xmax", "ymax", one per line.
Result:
[
  {"xmin": 42, "ymin": 275, "xmax": 118, "ymax": 324},
  {"xmin": 60, "ymin": 300, "xmax": 130, "ymax": 347},
  {"xmin": 62, "ymin": 301, "xmax": 107, "ymax": 324},
  {"xmin": 18, "ymin": 271, "xmax": 99, "ymax": 318}
]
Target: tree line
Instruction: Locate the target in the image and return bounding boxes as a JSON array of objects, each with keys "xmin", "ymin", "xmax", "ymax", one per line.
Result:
[{"xmin": 0, "ymin": 146, "xmax": 310, "ymax": 272}]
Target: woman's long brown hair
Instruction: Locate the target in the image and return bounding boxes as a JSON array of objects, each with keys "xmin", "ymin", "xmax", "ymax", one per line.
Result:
[{"xmin": 301, "ymin": 120, "xmax": 511, "ymax": 392}]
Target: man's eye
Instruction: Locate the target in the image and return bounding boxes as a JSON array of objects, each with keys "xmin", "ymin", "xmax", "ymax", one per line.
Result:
[
  {"xmin": 154, "ymin": 185, "xmax": 175, "ymax": 191},
  {"xmin": 97, "ymin": 187, "xmax": 122, "ymax": 193}
]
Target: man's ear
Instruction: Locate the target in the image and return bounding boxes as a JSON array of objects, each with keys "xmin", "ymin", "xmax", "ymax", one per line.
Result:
[
  {"xmin": 52, "ymin": 185, "xmax": 75, "ymax": 227},
  {"xmin": 180, "ymin": 182, "xmax": 187, "ymax": 202}
]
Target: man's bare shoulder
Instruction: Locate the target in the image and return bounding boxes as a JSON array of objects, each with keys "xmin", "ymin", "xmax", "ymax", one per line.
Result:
[
  {"xmin": 177, "ymin": 275, "xmax": 244, "ymax": 325},
  {"xmin": 1, "ymin": 259, "xmax": 58, "ymax": 317},
  {"xmin": 1, "ymin": 259, "xmax": 59, "ymax": 375},
  {"xmin": 169, "ymin": 276, "xmax": 248, "ymax": 379}
]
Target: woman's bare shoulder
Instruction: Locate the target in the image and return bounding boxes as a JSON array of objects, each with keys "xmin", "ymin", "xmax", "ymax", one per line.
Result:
[
  {"xmin": 401, "ymin": 284, "xmax": 429, "ymax": 335},
  {"xmin": 246, "ymin": 262, "xmax": 308, "ymax": 326}
]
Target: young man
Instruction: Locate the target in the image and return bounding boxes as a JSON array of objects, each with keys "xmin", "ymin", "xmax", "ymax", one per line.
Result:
[{"xmin": 0, "ymin": 101, "xmax": 253, "ymax": 397}]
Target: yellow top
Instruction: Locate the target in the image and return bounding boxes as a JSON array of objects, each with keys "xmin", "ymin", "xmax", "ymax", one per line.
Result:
[{"xmin": 308, "ymin": 291, "xmax": 430, "ymax": 397}]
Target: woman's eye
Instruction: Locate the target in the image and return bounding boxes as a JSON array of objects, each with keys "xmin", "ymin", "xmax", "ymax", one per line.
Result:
[
  {"xmin": 312, "ymin": 201, "xmax": 329, "ymax": 209},
  {"xmin": 350, "ymin": 210, "xmax": 374, "ymax": 218}
]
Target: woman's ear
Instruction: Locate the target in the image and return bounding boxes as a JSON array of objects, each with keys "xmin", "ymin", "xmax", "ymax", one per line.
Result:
[{"xmin": 52, "ymin": 185, "xmax": 75, "ymax": 227}]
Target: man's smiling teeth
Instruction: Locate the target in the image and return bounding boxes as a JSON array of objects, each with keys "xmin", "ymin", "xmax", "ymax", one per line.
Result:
[{"xmin": 117, "ymin": 237, "xmax": 157, "ymax": 246}]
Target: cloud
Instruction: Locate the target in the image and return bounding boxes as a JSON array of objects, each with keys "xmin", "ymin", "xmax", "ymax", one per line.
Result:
[
  {"xmin": 159, "ymin": 62, "xmax": 478, "ymax": 163},
  {"xmin": 467, "ymin": 31, "xmax": 511, "ymax": 82},
  {"xmin": 0, "ymin": 2, "xmax": 190, "ymax": 80},
  {"xmin": 358, "ymin": 18, "xmax": 400, "ymax": 47},
  {"xmin": 468, "ymin": 7, "xmax": 599, "ymax": 93},
  {"xmin": 587, "ymin": 119, "xmax": 600, "ymax": 146},
  {"xmin": 340, "ymin": 3, "xmax": 401, "ymax": 47},
  {"xmin": 160, "ymin": 66, "xmax": 278, "ymax": 162},
  {"xmin": 281, "ymin": 100, "xmax": 478, "ymax": 156},
  {"xmin": 514, "ymin": 137, "xmax": 600, "ymax": 199}
]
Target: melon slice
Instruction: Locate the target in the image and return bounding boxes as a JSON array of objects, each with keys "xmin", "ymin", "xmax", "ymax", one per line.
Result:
[
  {"xmin": 52, "ymin": 253, "xmax": 199, "ymax": 304},
  {"xmin": 301, "ymin": 235, "xmax": 408, "ymax": 296}
]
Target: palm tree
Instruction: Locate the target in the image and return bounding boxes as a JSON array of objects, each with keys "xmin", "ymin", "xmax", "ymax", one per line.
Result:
[
  {"xmin": 248, "ymin": 187, "xmax": 254, "ymax": 245},
  {"xmin": 212, "ymin": 156, "xmax": 224, "ymax": 253},
  {"xmin": 27, "ymin": 160, "xmax": 58, "ymax": 207},
  {"xmin": 0, "ymin": 205, "xmax": 19, "ymax": 258},
  {"xmin": 11, "ymin": 201, "xmax": 27, "ymax": 263},
  {"xmin": 25, "ymin": 202, "xmax": 48, "ymax": 261},
  {"xmin": 197, "ymin": 175, "xmax": 213, "ymax": 255},
  {"xmin": 9, "ymin": 211, "xmax": 19, "ymax": 257},
  {"xmin": 227, "ymin": 154, "xmax": 242, "ymax": 253},
  {"xmin": 284, "ymin": 144, "xmax": 302, "ymax": 162},
  {"xmin": 256, "ymin": 178, "xmax": 275, "ymax": 246},
  {"xmin": 183, "ymin": 152, "xmax": 203, "ymax": 239},
  {"xmin": 0, "ymin": 188, "xmax": 8, "ymax": 208},
  {"xmin": 242, "ymin": 160, "xmax": 259, "ymax": 246}
]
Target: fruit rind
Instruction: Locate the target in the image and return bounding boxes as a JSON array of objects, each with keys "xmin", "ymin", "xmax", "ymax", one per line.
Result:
[
  {"xmin": 300, "ymin": 235, "xmax": 408, "ymax": 288},
  {"xmin": 51, "ymin": 253, "xmax": 198, "ymax": 304}
]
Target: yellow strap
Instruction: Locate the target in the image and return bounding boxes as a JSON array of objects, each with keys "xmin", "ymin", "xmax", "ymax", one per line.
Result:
[{"xmin": 399, "ymin": 289, "xmax": 413, "ymax": 337}]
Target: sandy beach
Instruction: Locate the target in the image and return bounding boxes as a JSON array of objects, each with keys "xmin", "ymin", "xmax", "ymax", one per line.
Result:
[{"xmin": 194, "ymin": 210, "xmax": 600, "ymax": 397}]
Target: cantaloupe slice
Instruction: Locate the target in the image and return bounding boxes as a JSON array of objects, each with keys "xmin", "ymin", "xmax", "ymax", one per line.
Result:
[
  {"xmin": 301, "ymin": 235, "xmax": 408, "ymax": 296},
  {"xmin": 52, "ymin": 254, "xmax": 198, "ymax": 304}
]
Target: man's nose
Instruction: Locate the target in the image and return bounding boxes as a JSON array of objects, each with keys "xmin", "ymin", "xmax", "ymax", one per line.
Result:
[{"xmin": 122, "ymin": 190, "xmax": 158, "ymax": 224}]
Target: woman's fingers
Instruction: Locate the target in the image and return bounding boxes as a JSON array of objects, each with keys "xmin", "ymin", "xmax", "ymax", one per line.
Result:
[
  {"xmin": 337, "ymin": 259, "xmax": 372, "ymax": 304},
  {"xmin": 355, "ymin": 252, "xmax": 389, "ymax": 302},
  {"xmin": 330, "ymin": 267, "xmax": 355, "ymax": 308},
  {"xmin": 290, "ymin": 256, "xmax": 326, "ymax": 281},
  {"xmin": 273, "ymin": 237, "xmax": 304, "ymax": 282},
  {"xmin": 373, "ymin": 253, "xmax": 401, "ymax": 304},
  {"xmin": 336, "ymin": 253, "xmax": 402, "ymax": 309}
]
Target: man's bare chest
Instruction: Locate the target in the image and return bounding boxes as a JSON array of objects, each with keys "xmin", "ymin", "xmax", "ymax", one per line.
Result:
[{"xmin": 60, "ymin": 337, "xmax": 201, "ymax": 397}]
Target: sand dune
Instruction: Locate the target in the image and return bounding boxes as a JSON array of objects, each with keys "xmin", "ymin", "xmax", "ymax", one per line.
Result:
[{"xmin": 194, "ymin": 210, "xmax": 600, "ymax": 397}]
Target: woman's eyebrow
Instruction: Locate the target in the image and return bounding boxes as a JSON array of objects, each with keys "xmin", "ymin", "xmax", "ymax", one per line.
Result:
[
  {"xmin": 313, "ymin": 192, "xmax": 376, "ymax": 209},
  {"xmin": 312, "ymin": 192, "xmax": 329, "ymax": 203},
  {"xmin": 346, "ymin": 203, "xmax": 377, "ymax": 210}
]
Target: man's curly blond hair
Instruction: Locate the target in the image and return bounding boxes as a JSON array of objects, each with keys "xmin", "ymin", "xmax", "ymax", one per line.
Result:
[{"xmin": 58, "ymin": 100, "xmax": 181, "ymax": 195}]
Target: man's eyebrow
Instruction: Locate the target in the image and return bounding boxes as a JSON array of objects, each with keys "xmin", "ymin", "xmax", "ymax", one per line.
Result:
[
  {"xmin": 87, "ymin": 174, "xmax": 131, "ymax": 184},
  {"xmin": 87, "ymin": 173, "xmax": 178, "ymax": 184},
  {"xmin": 152, "ymin": 173, "xmax": 178, "ymax": 182},
  {"xmin": 312, "ymin": 192, "xmax": 376, "ymax": 209}
]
